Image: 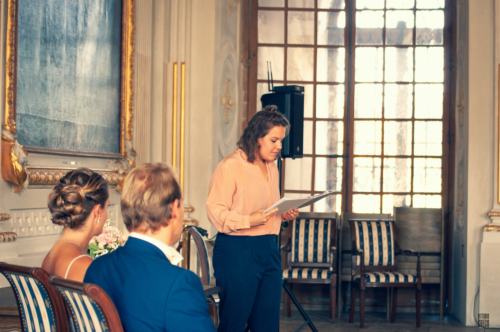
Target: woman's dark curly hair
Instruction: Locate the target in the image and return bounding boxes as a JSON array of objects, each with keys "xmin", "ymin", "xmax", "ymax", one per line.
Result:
[
  {"xmin": 47, "ymin": 168, "xmax": 109, "ymax": 229},
  {"xmin": 237, "ymin": 105, "xmax": 290, "ymax": 163}
]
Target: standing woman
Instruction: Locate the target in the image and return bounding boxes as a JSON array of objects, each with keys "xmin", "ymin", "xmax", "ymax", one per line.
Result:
[
  {"xmin": 207, "ymin": 105, "xmax": 299, "ymax": 332},
  {"xmin": 42, "ymin": 168, "xmax": 109, "ymax": 282}
]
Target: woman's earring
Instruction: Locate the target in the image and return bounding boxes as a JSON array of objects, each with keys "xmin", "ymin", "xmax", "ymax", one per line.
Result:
[{"xmin": 97, "ymin": 217, "xmax": 100, "ymax": 224}]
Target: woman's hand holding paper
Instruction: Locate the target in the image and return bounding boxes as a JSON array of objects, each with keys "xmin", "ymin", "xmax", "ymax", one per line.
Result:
[
  {"xmin": 282, "ymin": 208, "xmax": 299, "ymax": 221},
  {"xmin": 249, "ymin": 208, "xmax": 279, "ymax": 227}
]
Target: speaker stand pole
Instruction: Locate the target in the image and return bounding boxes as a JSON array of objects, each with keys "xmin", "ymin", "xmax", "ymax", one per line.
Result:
[{"xmin": 277, "ymin": 157, "xmax": 318, "ymax": 332}]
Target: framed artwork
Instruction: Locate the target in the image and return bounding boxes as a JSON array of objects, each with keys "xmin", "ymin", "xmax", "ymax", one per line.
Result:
[{"xmin": 2, "ymin": 0, "xmax": 135, "ymax": 191}]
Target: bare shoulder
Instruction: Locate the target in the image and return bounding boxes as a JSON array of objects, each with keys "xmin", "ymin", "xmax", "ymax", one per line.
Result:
[{"xmin": 46, "ymin": 243, "xmax": 91, "ymax": 282}]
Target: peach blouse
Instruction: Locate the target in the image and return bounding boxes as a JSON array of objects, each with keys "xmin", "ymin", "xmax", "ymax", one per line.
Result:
[{"xmin": 207, "ymin": 149, "xmax": 283, "ymax": 236}]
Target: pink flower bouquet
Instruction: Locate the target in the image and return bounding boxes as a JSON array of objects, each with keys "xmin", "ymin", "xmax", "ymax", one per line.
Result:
[{"xmin": 88, "ymin": 221, "xmax": 126, "ymax": 259}]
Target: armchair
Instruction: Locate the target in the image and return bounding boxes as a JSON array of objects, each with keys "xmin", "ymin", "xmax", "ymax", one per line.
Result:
[
  {"xmin": 282, "ymin": 212, "xmax": 338, "ymax": 323},
  {"xmin": 348, "ymin": 219, "xmax": 422, "ymax": 328}
]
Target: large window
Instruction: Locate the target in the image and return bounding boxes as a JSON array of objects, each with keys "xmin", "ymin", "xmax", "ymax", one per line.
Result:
[{"xmin": 250, "ymin": 0, "xmax": 450, "ymax": 214}]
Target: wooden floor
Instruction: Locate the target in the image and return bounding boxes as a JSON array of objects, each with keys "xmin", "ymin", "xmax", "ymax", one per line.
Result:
[
  {"xmin": 0, "ymin": 311, "xmax": 487, "ymax": 332},
  {"xmin": 280, "ymin": 310, "xmax": 486, "ymax": 332},
  {"xmin": 0, "ymin": 288, "xmax": 485, "ymax": 332}
]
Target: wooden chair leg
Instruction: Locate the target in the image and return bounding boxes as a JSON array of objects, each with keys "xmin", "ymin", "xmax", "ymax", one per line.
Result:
[
  {"xmin": 359, "ymin": 288, "xmax": 365, "ymax": 328},
  {"xmin": 416, "ymin": 286, "xmax": 421, "ymax": 327},
  {"xmin": 330, "ymin": 278, "xmax": 336, "ymax": 323},
  {"xmin": 349, "ymin": 282, "xmax": 355, "ymax": 323},
  {"xmin": 391, "ymin": 288, "xmax": 398, "ymax": 323},
  {"xmin": 286, "ymin": 283, "xmax": 292, "ymax": 317}
]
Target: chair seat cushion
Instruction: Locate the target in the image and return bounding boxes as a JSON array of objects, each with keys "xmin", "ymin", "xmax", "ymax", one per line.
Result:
[
  {"xmin": 283, "ymin": 268, "xmax": 332, "ymax": 280},
  {"xmin": 353, "ymin": 272, "xmax": 416, "ymax": 283}
]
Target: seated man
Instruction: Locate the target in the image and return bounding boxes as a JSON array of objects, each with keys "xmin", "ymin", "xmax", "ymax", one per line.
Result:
[{"xmin": 84, "ymin": 163, "xmax": 216, "ymax": 332}]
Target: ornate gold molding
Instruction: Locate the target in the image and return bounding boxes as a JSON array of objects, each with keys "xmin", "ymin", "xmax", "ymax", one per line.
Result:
[
  {"xmin": 172, "ymin": 62, "xmax": 178, "ymax": 169},
  {"xmin": 0, "ymin": 213, "xmax": 11, "ymax": 221},
  {"xmin": 3, "ymin": 0, "xmax": 17, "ymax": 136},
  {"xmin": 180, "ymin": 62, "xmax": 186, "ymax": 192},
  {"xmin": 120, "ymin": 0, "xmax": 136, "ymax": 168},
  {"xmin": 0, "ymin": 232, "xmax": 17, "ymax": 242},
  {"xmin": 26, "ymin": 168, "xmax": 126, "ymax": 186},
  {"xmin": 2, "ymin": 0, "xmax": 135, "ymax": 191},
  {"xmin": 487, "ymin": 211, "xmax": 500, "ymax": 217},
  {"xmin": 484, "ymin": 225, "xmax": 500, "ymax": 232}
]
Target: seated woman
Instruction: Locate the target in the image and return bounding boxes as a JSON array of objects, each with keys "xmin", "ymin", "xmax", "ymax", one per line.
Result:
[{"xmin": 42, "ymin": 168, "xmax": 109, "ymax": 282}]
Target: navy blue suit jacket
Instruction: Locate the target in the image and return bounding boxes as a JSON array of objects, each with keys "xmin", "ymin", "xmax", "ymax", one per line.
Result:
[{"xmin": 84, "ymin": 237, "xmax": 216, "ymax": 332}]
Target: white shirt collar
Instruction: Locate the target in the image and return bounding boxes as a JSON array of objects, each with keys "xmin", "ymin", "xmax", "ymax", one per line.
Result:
[{"xmin": 129, "ymin": 232, "xmax": 184, "ymax": 265}]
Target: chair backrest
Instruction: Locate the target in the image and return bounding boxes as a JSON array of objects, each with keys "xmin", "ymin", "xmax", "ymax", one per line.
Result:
[
  {"xmin": 287, "ymin": 212, "xmax": 337, "ymax": 268},
  {"xmin": 185, "ymin": 226, "xmax": 211, "ymax": 286},
  {"xmin": 349, "ymin": 220, "xmax": 396, "ymax": 268},
  {"xmin": 0, "ymin": 262, "xmax": 68, "ymax": 332},
  {"xmin": 393, "ymin": 207, "xmax": 443, "ymax": 284},
  {"xmin": 50, "ymin": 276, "xmax": 124, "ymax": 332}
]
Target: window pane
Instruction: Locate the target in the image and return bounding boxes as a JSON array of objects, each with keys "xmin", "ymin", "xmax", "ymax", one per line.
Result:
[
  {"xmin": 416, "ymin": 11, "xmax": 444, "ymax": 45},
  {"xmin": 383, "ymin": 195, "xmax": 411, "ymax": 213},
  {"xmin": 415, "ymin": 47, "xmax": 444, "ymax": 82},
  {"xmin": 355, "ymin": 47, "xmax": 383, "ymax": 82},
  {"xmin": 289, "ymin": 0, "xmax": 314, "ymax": 8},
  {"xmin": 385, "ymin": 84, "xmax": 412, "ymax": 119},
  {"xmin": 318, "ymin": 12, "xmax": 346, "ymax": 46},
  {"xmin": 384, "ymin": 121, "xmax": 412, "ymax": 156},
  {"xmin": 319, "ymin": 0, "xmax": 346, "ymax": 9},
  {"xmin": 386, "ymin": 0, "xmax": 415, "ymax": 9},
  {"xmin": 315, "ymin": 157, "xmax": 343, "ymax": 191},
  {"xmin": 414, "ymin": 121, "xmax": 442, "ymax": 156},
  {"xmin": 413, "ymin": 158, "xmax": 441, "ymax": 193},
  {"xmin": 316, "ymin": 84, "xmax": 344, "ymax": 119},
  {"xmin": 385, "ymin": 48, "xmax": 413, "ymax": 82},
  {"xmin": 259, "ymin": 0, "xmax": 285, "ymax": 7},
  {"xmin": 258, "ymin": 11, "xmax": 285, "ymax": 44},
  {"xmin": 415, "ymin": 84, "xmax": 443, "ymax": 119},
  {"xmin": 416, "ymin": 0, "xmax": 445, "ymax": 9},
  {"xmin": 287, "ymin": 47, "xmax": 314, "ymax": 81},
  {"xmin": 383, "ymin": 158, "xmax": 411, "ymax": 192},
  {"xmin": 288, "ymin": 11, "xmax": 315, "ymax": 45},
  {"xmin": 354, "ymin": 121, "xmax": 382, "ymax": 155},
  {"xmin": 303, "ymin": 84, "xmax": 314, "ymax": 118},
  {"xmin": 353, "ymin": 194, "xmax": 381, "ymax": 213},
  {"xmin": 284, "ymin": 157, "xmax": 313, "ymax": 190},
  {"xmin": 357, "ymin": 0, "xmax": 384, "ymax": 9},
  {"xmin": 314, "ymin": 194, "xmax": 342, "ymax": 215},
  {"xmin": 386, "ymin": 10, "xmax": 414, "ymax": 45},
  {"xmin": 354, "ymin": 157, "xmax": 381, "ymax": 191},
  {"xmin": 355, "ymin": 84, "xmax": 383, "ymax": 118},
  {"xmin": 316, "ymin": 121, "xmax": 344, "ymax": 155},
  {"xmin": 303, "ymin": 120, "xmax": 313, "ymax": 154},
  {"xmin": 413, "ymin": 194, "xmax": 442, "ymax": 208},
  {"xmin": 356, "ymin": 11, "xmax": 384, "ymax": 45},
  {"xmin": 317, "ymin": 48, "xmax": 346, "ymax": 82},
  {"xmin": 258, "ymin": 47, "xmax": 284, "ymax": 80}
]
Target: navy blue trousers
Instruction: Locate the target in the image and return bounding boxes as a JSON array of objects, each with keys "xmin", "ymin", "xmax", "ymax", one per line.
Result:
[{"xmin": 213, "ymin": 233, "xmax": 282, "ymax": 332}]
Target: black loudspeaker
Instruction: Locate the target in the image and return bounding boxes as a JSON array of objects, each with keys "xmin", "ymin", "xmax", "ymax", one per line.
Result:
[{"xmin": 260, "ymin": 85, "xmax": 304, "ymax": 159}]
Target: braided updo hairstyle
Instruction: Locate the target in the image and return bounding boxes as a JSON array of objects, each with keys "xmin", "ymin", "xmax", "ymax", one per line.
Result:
[
  {"xmin": 237, "ymin": 105, "xmax": 290, "ymax": 163},
  {"xmin": 48, "ymin": 168, "xmax": 109, "ymax": 229}
]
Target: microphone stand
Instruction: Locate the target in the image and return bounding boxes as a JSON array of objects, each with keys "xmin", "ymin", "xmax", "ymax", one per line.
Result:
[{"xmin": 277, "ymin": 157, "xmax": 318, "ymax": 332}]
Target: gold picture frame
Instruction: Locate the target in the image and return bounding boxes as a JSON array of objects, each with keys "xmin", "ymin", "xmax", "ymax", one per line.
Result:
[{"xmin": 1, "ymin": 0, "xmax": 135, "ymax": 191}]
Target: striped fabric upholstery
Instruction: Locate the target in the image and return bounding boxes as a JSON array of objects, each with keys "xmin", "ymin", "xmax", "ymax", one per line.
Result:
[
  {"xmin": 291, "ymin": 218, "xmax": 332, "ymax": 263},
  {"xmin": 352, "ymin": 220, "xmax": 395, "ymax": 267},
  {"xmin": 354, "ymin": 272, "xmax": 416, "ymax": 283},
  {"xmin": 283, "ymin": 268, "xmax": 332, "ymax": 280},
  {"xmin": 0, "ymin": 271, "xmax": 56, "ymax": 332},
  {"xmin": 55, "ymin": 286, "xmax": 107, "ymax": 332}
]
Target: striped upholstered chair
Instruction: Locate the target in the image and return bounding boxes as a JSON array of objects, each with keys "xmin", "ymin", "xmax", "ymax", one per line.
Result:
[
  {"xmin": 0, "ymin": 262, "xmax": 68, "ymax": 332},
  {"xmin": 348, "ymin": 219, "xmax": 422, "ymax": 328},
  {"xmin": 50, "ymin": 276, "xmax": 124, "ymax": 332},
  {"xmin": 184, "ymin": 226, "xmax": 222, "ymax": 327},
  {"xmin": 282, "ymin": 212, "xmax": 338, "ymax": 323}
]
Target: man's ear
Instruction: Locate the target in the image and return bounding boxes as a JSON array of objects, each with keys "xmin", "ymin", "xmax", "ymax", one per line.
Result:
[{"xmin": 170, "ymin": 199, "xmax": 181, "ymax": 220}]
